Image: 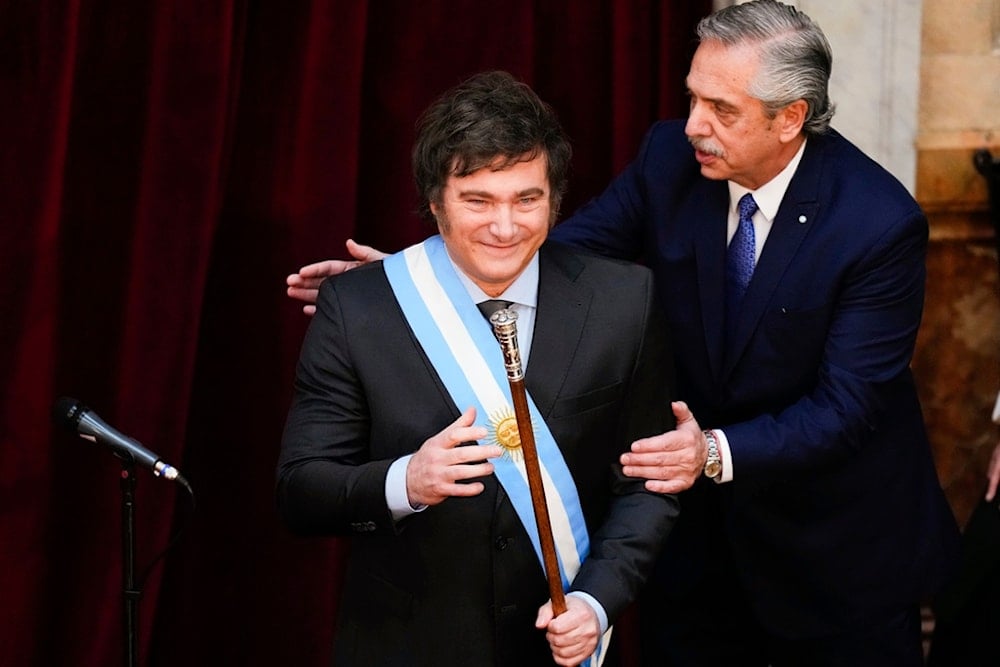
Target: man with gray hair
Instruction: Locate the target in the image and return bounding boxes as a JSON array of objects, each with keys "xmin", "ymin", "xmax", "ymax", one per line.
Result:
[
  {"xmin": 286, "ymin": 1, "xmax": 960, "ymax": 663},
  {"xmin": 557, "ymin": 1, "xmax": 960, "ymax": 663}
]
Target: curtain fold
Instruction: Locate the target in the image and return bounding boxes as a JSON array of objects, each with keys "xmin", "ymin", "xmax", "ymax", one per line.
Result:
[{"xmin": 0, "ymin": 1, "xmax": 708, "ymax": 664}]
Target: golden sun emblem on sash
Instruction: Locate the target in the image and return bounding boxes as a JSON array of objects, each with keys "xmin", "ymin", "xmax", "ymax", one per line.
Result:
[{"xmin": 489, "ymin": 407, "xmax": 524, "ymax": 462}]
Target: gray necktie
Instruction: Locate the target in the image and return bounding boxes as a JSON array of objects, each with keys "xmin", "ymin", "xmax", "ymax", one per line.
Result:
[{"xmin": 477, "ymin": 299, "xmax": 512, "ymax": 321}]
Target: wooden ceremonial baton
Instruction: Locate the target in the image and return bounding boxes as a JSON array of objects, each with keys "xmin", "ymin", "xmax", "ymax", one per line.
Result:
[{"xmin": 489, "ymin": 308, "xmax": 567, "ymax": 616}]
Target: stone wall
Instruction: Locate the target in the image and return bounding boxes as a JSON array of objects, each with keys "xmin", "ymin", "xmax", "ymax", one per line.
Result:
[{"xmin": 916, "ymin": 0, "xmax": 1000, "ymax": 526}]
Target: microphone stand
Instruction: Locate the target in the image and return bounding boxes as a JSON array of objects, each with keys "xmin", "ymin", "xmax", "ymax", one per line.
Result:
[
  {"xmin": 120, "ymin": 460, "xmax": 139, "ymax": 667},
  {"xmin": 52, "ymin": 401, "xmax": 197, "ymax": 667}
]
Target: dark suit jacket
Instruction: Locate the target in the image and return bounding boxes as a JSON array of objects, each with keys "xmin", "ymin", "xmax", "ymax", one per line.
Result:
[
  {"xmin": 278, "ymin": 242, "xmax": 679, "ymax": 666},
  {"xmin": 552, "ymin": 120, "xmax": 961, "ymax": 639}
]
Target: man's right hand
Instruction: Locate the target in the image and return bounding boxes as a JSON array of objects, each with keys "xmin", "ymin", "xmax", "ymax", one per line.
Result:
[
  {"xmin": 286, "ymin": 238, "xmax": 387, "ymax": 315},
  {"xmin": 406, "ymin": 407, "xmax": 503, "ymax": 507},
  {"xmin": 620, "ymin": 401, "xmax": 705, "ymax": 494}
]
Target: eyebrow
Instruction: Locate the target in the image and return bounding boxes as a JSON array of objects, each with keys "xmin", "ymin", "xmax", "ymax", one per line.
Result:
[
  {"xmin": 686, "ymin": 85, "xmax": 740, "ymax": 114},
  {"xmin": 458, "ymin": 187, "xmax": 546, "ymax": 199}
]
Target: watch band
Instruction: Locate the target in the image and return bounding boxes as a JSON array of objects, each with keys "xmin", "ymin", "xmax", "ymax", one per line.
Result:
[{"xmin": 703, "ymin": 429, "xmax": 722, "ymax": 480}]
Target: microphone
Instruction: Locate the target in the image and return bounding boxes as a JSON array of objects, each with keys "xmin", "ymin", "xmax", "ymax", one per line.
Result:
[{"xmin": 53, "ymin": 397, "xmax": 190, "ymax": 491}]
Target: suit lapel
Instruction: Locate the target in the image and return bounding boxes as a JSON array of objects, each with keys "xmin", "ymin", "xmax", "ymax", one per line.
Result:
[
  {"xmin": 723, "ymin": 138, "xmax": 824, "ymax": 376},
  {"xmin": 694, "ymin": 179, "xmax": 730, "ymax": 379},
  {"xmin": 524, "ymin": 245, "xmax": 591, "ymax": 419}
]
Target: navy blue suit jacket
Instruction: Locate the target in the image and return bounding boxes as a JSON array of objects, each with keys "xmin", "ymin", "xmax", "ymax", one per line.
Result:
[{"xmin": 553, "ymin": 119, "xmax": 960, "ymax": 638}]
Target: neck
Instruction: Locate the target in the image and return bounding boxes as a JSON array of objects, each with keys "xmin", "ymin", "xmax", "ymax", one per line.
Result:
[{"xmin": 742, "ymin": 135, "xmax": 805, "ymax": 190}]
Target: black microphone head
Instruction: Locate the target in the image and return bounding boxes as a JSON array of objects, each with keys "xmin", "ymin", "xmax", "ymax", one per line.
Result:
[{"xmin": 52, "ymin": 397, "xmax": 86, "ymax": 430}]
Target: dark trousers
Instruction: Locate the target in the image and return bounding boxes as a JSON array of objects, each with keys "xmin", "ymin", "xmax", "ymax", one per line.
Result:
[{"xmin": 926, "ymin": 496, "xmax": 1000, "ymax": 667}]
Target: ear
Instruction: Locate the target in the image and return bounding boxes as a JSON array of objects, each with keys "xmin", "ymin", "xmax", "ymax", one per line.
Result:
[{"xmin": 777, "ymin": 99, "xmax": 808, "ymax": 142}]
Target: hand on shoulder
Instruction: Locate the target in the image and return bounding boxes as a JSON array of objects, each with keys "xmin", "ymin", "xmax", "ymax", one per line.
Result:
[{"xmin": 285, "ymin": 239, "xmax": 387, "ymax": 315}]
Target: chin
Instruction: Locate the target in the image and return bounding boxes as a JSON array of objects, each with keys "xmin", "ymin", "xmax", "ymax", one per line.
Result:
[{"xmin": 699, "ymin": 165, "xmax": 729, "ymax": 182}]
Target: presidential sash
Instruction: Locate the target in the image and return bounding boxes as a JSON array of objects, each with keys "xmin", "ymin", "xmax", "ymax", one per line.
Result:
[{"xmin": 383, "ymin": 235, "xmax": 611, "ymax": 665}]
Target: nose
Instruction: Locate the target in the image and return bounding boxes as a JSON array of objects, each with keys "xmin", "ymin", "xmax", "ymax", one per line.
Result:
[
  {"xmin": 490, "ymin": 205, "xmax": 517, "ymax": 241},
  {"xmin": 685, "ymin": 101, "xmax": 709, "ymax": 139}
]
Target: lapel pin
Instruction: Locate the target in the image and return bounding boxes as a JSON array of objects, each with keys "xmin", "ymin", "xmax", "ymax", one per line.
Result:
[{"xmin": 798, "ymin": 215, "xmax": 807, "ymax": 223}]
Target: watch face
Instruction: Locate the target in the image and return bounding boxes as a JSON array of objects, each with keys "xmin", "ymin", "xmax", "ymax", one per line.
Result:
[{"xmin": 705, "ymin": 460, "xmax": 722, "ymax": 478}]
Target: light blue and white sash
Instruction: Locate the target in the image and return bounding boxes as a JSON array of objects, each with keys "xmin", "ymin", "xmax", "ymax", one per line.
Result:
[{"xmin": 383, "ymin": 235, "xmax": 611, "ymax": 665}]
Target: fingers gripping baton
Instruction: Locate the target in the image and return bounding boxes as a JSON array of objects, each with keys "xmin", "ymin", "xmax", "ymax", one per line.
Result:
[{"xmin": 489, "ymin": 308, "xmax": 567, "ymax": 616}]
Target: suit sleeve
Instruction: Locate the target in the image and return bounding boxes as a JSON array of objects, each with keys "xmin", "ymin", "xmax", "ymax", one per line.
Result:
[
  {"xmin": 568, "ymin": 269, "xmax": 681, "ymax": 622},
  {"xmin": 276, "ymin": 277, "xmax": 395, "ymax": 536},
  {"xmin": 551, "ymin": 122, "xmax": 671, "ymax": 261}
]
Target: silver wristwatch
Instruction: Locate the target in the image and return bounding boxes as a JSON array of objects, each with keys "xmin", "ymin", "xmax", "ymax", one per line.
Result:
[{"xmin": 703, "ymin": 429, "xmax": 722, "ymax": 480}]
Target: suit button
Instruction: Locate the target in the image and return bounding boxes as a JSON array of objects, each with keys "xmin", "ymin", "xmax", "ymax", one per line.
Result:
[{"xmin": 495, "ymin": 536, "xmax": 509, "ymax": 551}]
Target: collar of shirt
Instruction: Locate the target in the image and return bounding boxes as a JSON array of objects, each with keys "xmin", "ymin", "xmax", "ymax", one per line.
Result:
[
  {"xmin": 446, "ymin": 249, "xmax": 539, "ymax": 368},
  {"xmin": 448, "ymin": 250, "xmax": 540, "ymax": 309},
  {"xmin": 726, "ymin": 138, "xmax": 808, "ymax": 254}
]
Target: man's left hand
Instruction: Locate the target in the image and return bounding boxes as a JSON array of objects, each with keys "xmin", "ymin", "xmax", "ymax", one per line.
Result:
[{"xmin": 620, "ymin": 401, "xmax": 705, "ymax": 494}]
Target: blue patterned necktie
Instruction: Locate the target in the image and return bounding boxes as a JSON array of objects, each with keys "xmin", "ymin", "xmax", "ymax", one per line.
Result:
[{"xmin": 726, "ymin": 193, "xmax": 758, "ymax": 333}]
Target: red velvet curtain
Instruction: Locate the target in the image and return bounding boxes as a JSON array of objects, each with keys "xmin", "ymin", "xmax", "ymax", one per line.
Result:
[{"xmin": 1, "ymin": 1, "xmax": 708, "ymax": 664}]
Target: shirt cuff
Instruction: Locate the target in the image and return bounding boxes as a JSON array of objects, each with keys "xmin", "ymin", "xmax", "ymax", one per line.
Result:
[
  {"xmin": 385, "ymin": 455, "xmax": 426, "ymax": 521},
  {"xmin": 567, "ymin": 591, "xmax": 609, "ymax": 634},
  {"xmin": 713, "ymin": 429, "xmax": 735, "ymax": 483}
]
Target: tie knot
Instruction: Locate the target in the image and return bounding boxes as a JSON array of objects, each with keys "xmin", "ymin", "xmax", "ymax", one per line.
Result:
[
  {"xmin": 477, "ymin": 299, "xmax": 512, "ymax": 320},
  {"xmin": 738, "ymin": 193, "xmax": 758, "ymax": 221}
]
